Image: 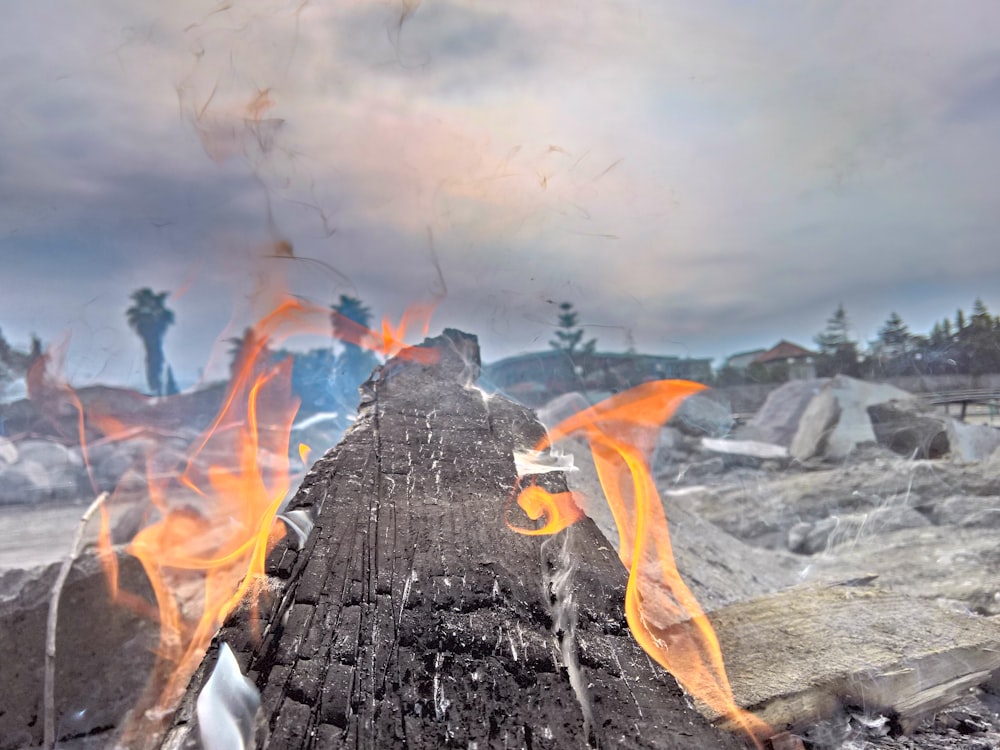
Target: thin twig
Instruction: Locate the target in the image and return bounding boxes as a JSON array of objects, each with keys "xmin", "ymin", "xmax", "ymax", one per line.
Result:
[{"xmin": 44, "ymin": 492, "xmax": 109, "ymax": 750}]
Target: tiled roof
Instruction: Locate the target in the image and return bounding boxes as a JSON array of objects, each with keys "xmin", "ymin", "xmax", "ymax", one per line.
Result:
[{"xmin": 753, "ymin": 340, "xmax": 816, "ymax": 364}]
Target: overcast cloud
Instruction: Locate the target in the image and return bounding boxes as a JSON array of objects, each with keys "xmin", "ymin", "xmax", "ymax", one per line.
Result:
[{"xmin": 3, "ymin": 1, "xmax": 999, "ymax": 387}]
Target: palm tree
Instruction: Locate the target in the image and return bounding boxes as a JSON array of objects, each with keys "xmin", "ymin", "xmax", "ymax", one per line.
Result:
[
  {"xmin": 330, "ymin": 295, "xmax": 378, "ymax": 408},
  {"xmin": 126, "ymin": 288, "xmax": 175, "ymax": 395},
  {"xmin": 227, "ymin": 326, "xmax": 268, "ymax": 378}
]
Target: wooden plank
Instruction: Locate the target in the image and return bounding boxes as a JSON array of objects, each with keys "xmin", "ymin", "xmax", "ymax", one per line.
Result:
[{"xmin": 705, "ymin": 581, "xmax": 1000, "ymax": 735}]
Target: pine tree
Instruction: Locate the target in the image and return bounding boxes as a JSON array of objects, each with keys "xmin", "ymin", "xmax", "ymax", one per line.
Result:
[
  {"xmin": 549, "ymin": 302, "xmax": 596, "ymax": 356},
  {"xmin": 970, "ymin": 298, "xmax": 992, "ymax": 330},
  {"xmin": 815, "ymin": 303, "xmax": 852, "ymax": 354},
  {"xmin": 929, "ymin": 321, "xmax": 944, "ymax": 347},
  {"xmin": 965, "ymin": 298, "xmax": 1000, "ymax": 374},
  {"xmin": 876, "ymin": 311, "xmax": 910, "ymax": 355},
  {"xmin": 814, "ymin": 304, "xmax": 860, "ymax": 376}
]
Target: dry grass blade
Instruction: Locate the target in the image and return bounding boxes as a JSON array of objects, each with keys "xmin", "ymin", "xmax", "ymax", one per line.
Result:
[{"xmin": 44, "ymin": 492, "xmax": 109, "ymax": 750}]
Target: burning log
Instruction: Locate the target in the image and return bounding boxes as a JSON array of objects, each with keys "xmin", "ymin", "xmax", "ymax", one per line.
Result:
[{"xmin": 156, "ymin": 329, "xmax": 752, "ymax": 749}]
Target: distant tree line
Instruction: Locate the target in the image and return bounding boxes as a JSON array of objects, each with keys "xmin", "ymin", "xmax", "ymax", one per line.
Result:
[
  {"xmin": 717, "ymin": 298, "xmax": 1000, "ymax": 386},
  {"xmin": 116, "ymin": 286, "xmax": 387, "ymax": 413},
  {"xmin": 6, "ymin": 287, "xmax": 394, "ymax": 420},
  {"xmin": 863, "ymin": 298, "xmax": 1000, "ymax": 378}
]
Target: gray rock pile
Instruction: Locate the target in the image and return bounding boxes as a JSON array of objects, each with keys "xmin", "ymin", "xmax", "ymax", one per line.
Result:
[
  {"xmin": 0, "ymin": 437, "xmax": 87, "ymax": 504},
  {"xmin": 736, "ymin": 375, "xmax": 1000, "ymax": 463}
]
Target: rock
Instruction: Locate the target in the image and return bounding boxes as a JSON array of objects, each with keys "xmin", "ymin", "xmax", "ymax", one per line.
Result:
[
  {"xmin": 671, "ymin": 392, "xmax": 734, "ymax": 437},
  {"xmin": 0, "ymin": 459, "xmax": 53, "ymax": 504},
  {"xmin": 787, "ymin": 506, "xmax": 931, "ymax": 555},
  {"xmin": 88, "ymin": 437, "xmax": 158, "ymax": 492},
  {"xmin": 739, "ymin": 379, "xmax": 829, "ymax": 446},
  {"xmin": 48, "ymin": 463, "xmax": 88, "ymax": 500},
  {"xmin": 0, "ymin": 551, "xmax": 157, "ymax": 749},
  {"xmin": 5, "ymin": 440, "xmax": 88, "ymax": 500},
  {"xmin": 16, "ymin": 439, "xmax": 81, "ymax": 468},
  {"xmin": 677, "ymin": 454, "xmax": 1000, "ymax": 613},
  {"xmin": 677, "ymin": 455, "xmax": 727, "ymax": 479},
  {"xmin": 701, "ymin": 438, "xmax": 789, "ymax": 466},
  {"xmin": 108, "ymin": 501, "xmax": 152, "ymax": 544},
  {"xmin": 88, "ymin": 437, "xmax": 185, "ymax": 491},
  {"xmin": 868, "ymin": 399, "xmax": 1000, "ymax": 462},
  {"xmin": 867, "ymin": 399, "xmax": 951, "ymax": 459},
  {"xmin": 558, "ymin": 437, "xmax": 798, "ymax": 612},
  {"xmin": 920, "ymin": 495, "xmax": 1000, "ymax": 528},
  {"xmin": 946, "ymin": 419, "xmax": 1000, "ymax": 462},
  {"xmin": 789, "ymin": 377, "xmax": 915, "ymax": 461},
  {"xmin": 658, "ymin": 425, "xmax": 684, "ymax": 453},
  {"xmin": 0, "ymin": 436, "xmax": 18, "ymax": 466},
  {"xmin": 744, "ymin": 377, "xmax": 995, "ymax": 464},
  {"xmin": 809, "ymin": 524, "xmax": 1000, "ymax": 616}
]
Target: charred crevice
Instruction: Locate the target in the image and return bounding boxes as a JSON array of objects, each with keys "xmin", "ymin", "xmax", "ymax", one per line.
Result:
[{"xmin": 156, "ymin": 329, "xmax": 751, "ymax": 750}]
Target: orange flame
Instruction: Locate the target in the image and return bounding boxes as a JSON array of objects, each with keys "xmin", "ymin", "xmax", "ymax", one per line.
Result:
[
  {"xmin": 507, "ymin": 380, "xmax": 769, "ymax": 747},
  {"xmin": 331, "ymin": 301, "xmax": 439, "ymax": 363},
  {"xmin": 103, "ymin": 307, "xmax": 303, "ymax": 722},
  {"xmin": 91, "ymin": 293, "xmax": 440, "ymax": 731},
  {"xmin": 20, "ymin": 274, "xmax": 440, "ymax": 739}
]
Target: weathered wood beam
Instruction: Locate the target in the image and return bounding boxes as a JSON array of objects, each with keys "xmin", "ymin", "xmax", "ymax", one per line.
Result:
[
  {"xmin": 706, "ymin": 581, "xmax": 1000, "ymax": 736},
  {"xmin": 159, "ymin": 330, "xmax": 752, "ymax": 749}
]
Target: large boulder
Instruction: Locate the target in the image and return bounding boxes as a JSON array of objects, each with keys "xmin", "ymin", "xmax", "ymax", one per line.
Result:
[
  {"xmin": 946, "ymin": 418, "xmax": 1000, "ymax": 463},
  {"xmin": 789, "ymin": 377, "xmax": 915, "ymax": 461},
  {"xmin": 868, "ymin": 399, "xmax": 1000, "ymax": 462},
  {"xmin": 671, "ymin": 392, "xmax": 734, "ymax": 437},
  {"xmin": 740, "ymin": 377, "xmax": 923, "ymax": 462},
  {"xmin": 739, "ymin": 379, "xmax": 829, "ymax": 446},
  {"xmin": 867, "ymin": 400, "xmax": 951, "ymax": 459}
]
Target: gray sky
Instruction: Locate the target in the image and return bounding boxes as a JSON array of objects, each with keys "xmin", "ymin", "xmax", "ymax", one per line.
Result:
[{"xmin": 3, "ymin": 1, "xmax": 999, "ymax": 388}]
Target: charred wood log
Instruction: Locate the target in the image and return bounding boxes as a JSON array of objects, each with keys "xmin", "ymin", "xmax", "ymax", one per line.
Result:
[{"xmin": 158, "ymin": 329, "xmax": 750, "ymax": 749}]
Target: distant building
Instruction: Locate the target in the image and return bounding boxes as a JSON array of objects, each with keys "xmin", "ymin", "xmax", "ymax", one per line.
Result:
[
  {"xmin": 753, "ymin": 340, "xmax": 817, "ymax": 380},
  {"xmin": 723, "ymin": 348, "xmax": 767, "ymax": 372},
  {"xmin": 484, "ymin": 350, "xmax": 713, "ymax": 406}
]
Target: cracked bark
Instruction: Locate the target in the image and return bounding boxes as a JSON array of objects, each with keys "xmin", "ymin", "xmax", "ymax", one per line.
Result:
[{"xmin": 158, "ymin": 329, "xmax": 750, "ymax": 750}]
